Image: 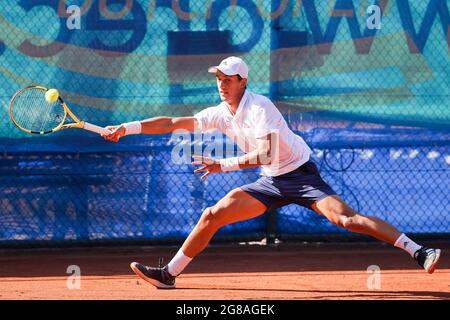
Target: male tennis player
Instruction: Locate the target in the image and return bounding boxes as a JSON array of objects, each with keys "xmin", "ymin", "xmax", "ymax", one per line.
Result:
[{"xmin": 103, "ymin": 56, "xmax": 441, "ymax": 289}]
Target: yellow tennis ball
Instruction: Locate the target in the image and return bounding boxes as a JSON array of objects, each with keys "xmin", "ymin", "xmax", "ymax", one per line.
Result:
[{"xmin": 45, "ymin": 89, "xmax": 59, "ymax": 103}]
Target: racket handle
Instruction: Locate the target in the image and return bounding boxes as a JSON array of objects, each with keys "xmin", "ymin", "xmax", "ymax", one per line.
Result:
[{"xmin": 83, "ymin": 122, "xmax": 112, "ymax": 135}]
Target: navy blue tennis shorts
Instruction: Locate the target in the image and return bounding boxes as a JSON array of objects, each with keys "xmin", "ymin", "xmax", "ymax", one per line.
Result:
[{"xmin": 240, "ymin": 160, "xmax": 337, "ymax": 210}]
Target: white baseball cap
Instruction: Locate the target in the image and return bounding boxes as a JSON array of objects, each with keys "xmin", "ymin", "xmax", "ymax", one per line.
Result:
[{"xmin": 208, "ymin": 56, "xmax": 249, "ymax": 79}]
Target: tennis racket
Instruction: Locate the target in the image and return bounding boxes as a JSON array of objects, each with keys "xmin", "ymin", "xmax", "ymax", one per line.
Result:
[{"xmin": 9, "ymin": 85, "xmax": 111, "ymax": 135}]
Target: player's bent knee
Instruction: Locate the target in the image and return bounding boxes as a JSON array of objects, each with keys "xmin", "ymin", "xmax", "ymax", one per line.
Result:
[
  {"xmin": 339, "ymin": 214, "xmax": 363, "ymax": 230},
  {"xmin": 199, "ymin": 207, "xmax": 222, "ymax": 230},
  {"xmin": 340, "ymin": 216, "xmax": 354, "ymax": 229},
  {"xmin": 199, "ymin": 207, "xmax": 215, "ymax": 225}
]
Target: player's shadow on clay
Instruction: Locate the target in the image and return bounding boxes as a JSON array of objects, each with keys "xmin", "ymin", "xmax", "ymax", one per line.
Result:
[{"xmin": 178, "ymin": 287, "xmax": 450, "ymax": 300}]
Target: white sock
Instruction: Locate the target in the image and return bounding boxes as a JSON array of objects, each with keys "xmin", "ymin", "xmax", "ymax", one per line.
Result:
[
  {"xmin": 167, "ymin": 249, "xmax": 193, "ymax": 276},
  {"xmin": 394, "ymin": 233, "xmax": 422, "ymax": 258}
]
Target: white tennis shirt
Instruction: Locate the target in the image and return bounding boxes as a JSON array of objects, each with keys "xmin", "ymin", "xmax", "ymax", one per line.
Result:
[{"xmin": 194, "ymin": 90, "xmax": 311, "ymax": 177}]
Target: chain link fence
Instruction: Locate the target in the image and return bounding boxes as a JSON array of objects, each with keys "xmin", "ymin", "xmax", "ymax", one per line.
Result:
[{"xmin": 0, "ymin": 0, "xmax": 449, "ymax": 247}]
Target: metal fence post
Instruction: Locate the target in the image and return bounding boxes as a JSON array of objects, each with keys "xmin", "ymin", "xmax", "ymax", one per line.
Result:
[{"xmin": 266, "ymin": 209, "xmax": 278, "ymax": 245}]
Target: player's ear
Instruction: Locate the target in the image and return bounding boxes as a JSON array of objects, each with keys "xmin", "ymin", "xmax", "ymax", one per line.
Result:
[{"xmin": 240, "ymin": 78, "xmax": 247, "ymax": 89}]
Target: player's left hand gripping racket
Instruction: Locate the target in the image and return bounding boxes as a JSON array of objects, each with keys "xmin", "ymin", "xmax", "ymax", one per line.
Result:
[{"xmin": 9, "ymin": 85, "xmax": 111, "ymax": 135}]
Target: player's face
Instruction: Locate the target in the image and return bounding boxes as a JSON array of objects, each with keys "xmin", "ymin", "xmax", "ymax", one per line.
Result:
[{"xmin": 215, "ymin": 71, "xmax": 246, "ymax": 104}]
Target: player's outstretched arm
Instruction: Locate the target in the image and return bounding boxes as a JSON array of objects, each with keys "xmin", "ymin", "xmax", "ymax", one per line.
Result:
[{"xmin": 102, "ymin": 117, "xmax": 197, "ymax": 142}]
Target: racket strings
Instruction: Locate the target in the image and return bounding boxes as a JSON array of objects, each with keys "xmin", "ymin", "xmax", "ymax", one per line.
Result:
[
  {"xmin": 11, "ymin": 88, "xmax": 64, "ymax": 133},
  {"xmin": 28, "ymin": 90, "xmax": 57, "ymax": 132}
]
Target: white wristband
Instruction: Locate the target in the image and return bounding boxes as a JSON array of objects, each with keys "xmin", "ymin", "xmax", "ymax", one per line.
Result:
[
  {"xmin": 219, "ymin": 157, "xmax": 240, "ymax": 172},
  {"xmin": 122, "ymin": 121, "xmax": 142, "ymax": 135}
]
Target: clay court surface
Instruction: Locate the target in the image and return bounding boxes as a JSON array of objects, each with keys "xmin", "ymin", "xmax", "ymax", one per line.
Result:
[{"xmin": 0, "ymin": 242, "xmax": 448, "ymax": 300}]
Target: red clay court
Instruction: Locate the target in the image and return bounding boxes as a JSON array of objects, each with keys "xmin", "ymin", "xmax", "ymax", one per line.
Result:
[{"xmin": 1, "ymin": 242, "xmax": 448, "ymax": 300}]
